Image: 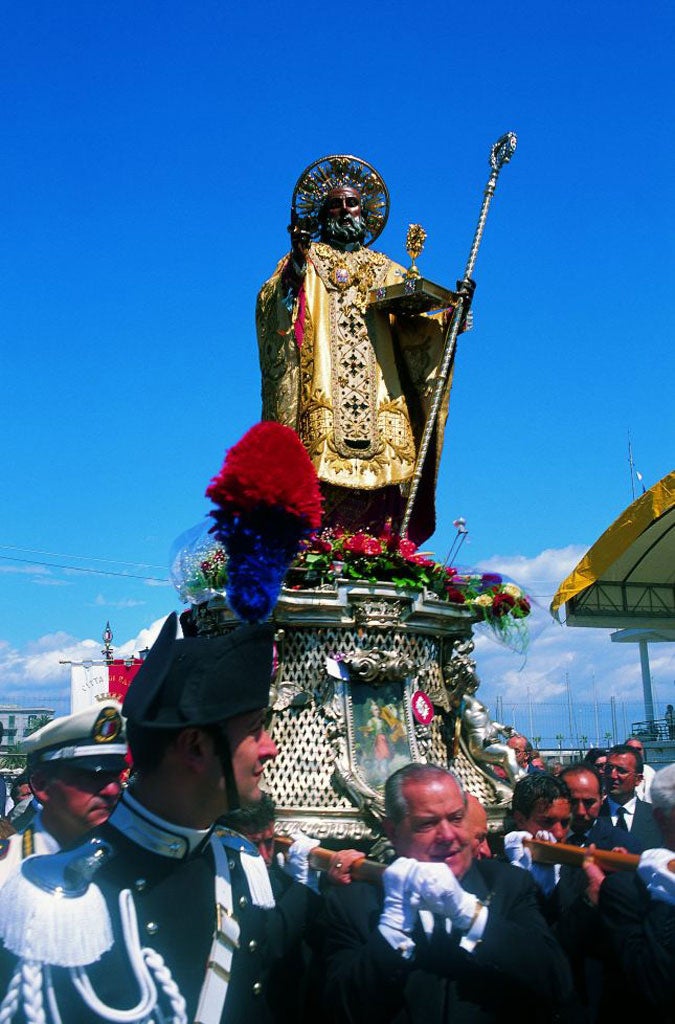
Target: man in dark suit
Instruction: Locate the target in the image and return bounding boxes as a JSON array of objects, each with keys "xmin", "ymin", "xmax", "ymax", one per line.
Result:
[
  {"xmin": 598, "ymin": 744, "xmax": 662, "ymax": 851},
  {"xmin": 554, "ymin": 764, "xmax": 643, "ymax": 1021},
  {"xmin": 323, "ymin": 764, "xmax": 573, "ymax": 1024},
  {"xmin": 585, "ymin": 763, "xmax": 675, "ymax": 1022},
  {"xmin": 561, "ymin": 764, "xmax": 642, "ymax": 855}
]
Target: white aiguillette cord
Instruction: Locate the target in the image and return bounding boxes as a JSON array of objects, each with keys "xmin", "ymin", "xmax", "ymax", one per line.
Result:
[{"xmin": 193, "ymin": 835, "xmax": 241, "ymax": 1024}]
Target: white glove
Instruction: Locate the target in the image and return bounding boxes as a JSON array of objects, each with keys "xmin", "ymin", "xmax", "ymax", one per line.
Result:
[
  {"xmin": 380, "ymin": 857, "xmax": 420, "ymax": 935},
  {"xmin": 279, "ymin": 832, "xmax": 321, "ymax": 892},
  {"xmin": 504, "ymin": 830, "xmax": 560, "ymax": 894},
  {"xmin": 503, "ymin": 830, "xmax": 533, "ymax": 869},
  {"xmin": 530, "ymin": 830, "xmax": 561, "ymax": 895},
  {"xmin": 637, "ymin": 848, "xmax": 675, "ymax": 907},
  {"xmin": 409, "ymin": 861, "xmax": 478, "ymax": 929}
]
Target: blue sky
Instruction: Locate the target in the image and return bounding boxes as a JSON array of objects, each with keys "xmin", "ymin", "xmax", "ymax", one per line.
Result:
[{"xmin": 1, "ymin": 1, "xmax": 673, "ymax": 724}]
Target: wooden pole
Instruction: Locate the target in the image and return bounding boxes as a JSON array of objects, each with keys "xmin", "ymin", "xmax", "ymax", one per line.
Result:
[
  {"xmin": 274, "ymin": 836, "xmax": 385, "ymax": 885},
  {"xmin": 525, "ymin": 836, "xmax": 675, "ymax": 873}
]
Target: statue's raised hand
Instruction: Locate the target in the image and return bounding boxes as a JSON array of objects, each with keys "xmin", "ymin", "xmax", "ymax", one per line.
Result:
[{"xmin": 288, "ymin": 217, "xmax": 311, "ymax": 266}]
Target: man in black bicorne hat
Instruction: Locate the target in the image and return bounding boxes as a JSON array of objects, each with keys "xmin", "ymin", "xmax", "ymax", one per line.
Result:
[{"xmin": 0, "ymin": 614, "xmax": 323, "ymax": 1024}]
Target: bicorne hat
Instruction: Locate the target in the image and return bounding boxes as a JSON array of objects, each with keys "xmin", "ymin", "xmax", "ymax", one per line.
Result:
[{"xmin": 123, "ymin": 613, "xmax": 274, "ymax": 729}]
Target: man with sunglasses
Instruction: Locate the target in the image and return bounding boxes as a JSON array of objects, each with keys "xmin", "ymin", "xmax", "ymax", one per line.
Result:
[
  {"xmin": 0, "ymin": 700, "xmax": 126, "ymax": 884},
  {"xmin": 598, "ymin": 744, "xmax": 662, "ymax": 851}
]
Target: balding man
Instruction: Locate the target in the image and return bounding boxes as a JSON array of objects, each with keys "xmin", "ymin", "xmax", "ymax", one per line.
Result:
[
  {"xmin": 323, "ymin": 763, "xmax": 572, "ymax": 1023},
  {"xmin": 465, "ymin": 794, "xmax": 491, "ymax": 859},
  {"xmin": 561, "ymin": 764, "xmax": 641, "ymax": 853},
  {"xmin": 625, "ymin": 737, "xmax": 656, "ymax": 802}
]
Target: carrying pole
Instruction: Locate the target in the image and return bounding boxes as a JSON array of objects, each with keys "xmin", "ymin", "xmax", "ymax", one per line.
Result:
[{"xmin": 525, "ymin": 836, "xmax": 675, "ymax": 874}]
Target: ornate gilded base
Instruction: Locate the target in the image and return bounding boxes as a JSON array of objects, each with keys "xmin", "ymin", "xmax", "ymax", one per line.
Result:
[{"xmin": 192, "ymin": 581, "xmax": 512, "ymax": 844}]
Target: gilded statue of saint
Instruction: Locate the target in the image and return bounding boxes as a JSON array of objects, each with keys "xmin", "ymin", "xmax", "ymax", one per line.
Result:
[{"xmin": 256, "ymin": 155, "xmax": 466, "ymax": 544}]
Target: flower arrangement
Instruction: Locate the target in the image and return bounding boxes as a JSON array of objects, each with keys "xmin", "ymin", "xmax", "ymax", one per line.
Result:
[
  {"xmin": 286, "ymin": 526, "xmax": 531, "ymax": 630},
  {"xmin": 172, "ymin": 523, "xmax": 531, "ymax": 648},
  {"xmin": 169, "ymin": 523, "xmax": 229, "ymax": 606}
]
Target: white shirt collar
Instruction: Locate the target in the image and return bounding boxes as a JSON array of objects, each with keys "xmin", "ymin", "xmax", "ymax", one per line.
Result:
[
  {"xmin": 108, "ymin": 789, "xmax": 212, "ymax": 859},
  {"xmin": 608, "ymin": 795, "xmax": 637, "ymax": 817}
]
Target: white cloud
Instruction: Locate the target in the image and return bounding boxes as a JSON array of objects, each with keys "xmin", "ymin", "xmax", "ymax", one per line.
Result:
[
  {"xmin": 92, "ymin": 595, "xmax": 147, "ymax": 609},
  {"xmin": 0, "ymin": 616, "xmax": 171, "ymax": 711},
  {"xmin": 475, "ymin": 545, "xmax": 587, "ymax": 594},
  {"xmin": 114, "ymin": 616, "xmax": 171, "ymax": 659},
  {"xmin": 469, "ymin": 547, "xmax": 675, "ymax": 743},
  {"xmin": 0, "ymin": 564, "xmax": 52, "ymax": 576}
]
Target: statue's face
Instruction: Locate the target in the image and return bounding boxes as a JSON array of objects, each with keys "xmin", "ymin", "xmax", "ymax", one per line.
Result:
[
  {"xmin": 325, "ymin": 187, "xmax": 361, "ymax": 221},
  {"xmin": 320, "ymin": 187, "xmax": 365, "ymax": 246}
]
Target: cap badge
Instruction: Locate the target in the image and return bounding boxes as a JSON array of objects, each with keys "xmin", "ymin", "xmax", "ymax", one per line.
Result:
[{"xmin": 92, "ymin": 707, "xmax": 123, "ymax": 744}]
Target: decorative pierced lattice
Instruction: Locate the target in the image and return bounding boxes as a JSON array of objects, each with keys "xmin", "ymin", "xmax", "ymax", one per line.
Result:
[
  {"xmin": 265, "ymin": 704, "xmax": 353, "ymax": 811},
  {"xmin": 193, "ymin": 582, "xmax": 508, "ymax": 842}
]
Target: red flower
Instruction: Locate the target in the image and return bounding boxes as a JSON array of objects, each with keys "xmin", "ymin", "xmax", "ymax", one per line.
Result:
[
  {"xmin": 445, "ymin": 587, "xmax": 466, "ymax": 604},
  {"xmin": 397, "ymin": 538, "xmax": 418, "ymax": 560},
  {"xmin": 491, "ymin": 592, "xmax": 516, "ymax": 616},
  {"xmin": 411, "ymin": 555, "xmax": 435, "ymax": 568},
  {"xmin": 516, "ymin": 597, "xmax": 531, "ymax": 615},
  {"xmin": 343, "ymin": 533, "xmax": 369, "ymax": 554}
]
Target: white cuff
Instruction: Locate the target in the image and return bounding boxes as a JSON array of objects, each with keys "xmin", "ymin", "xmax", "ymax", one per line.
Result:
[
  {"xmin": 459, "ymin": 904, "xmax": 488, "ymax": 953},
  {"xmin": 378, "ymin": 923, "xmax": 416, "ymax": 960}
]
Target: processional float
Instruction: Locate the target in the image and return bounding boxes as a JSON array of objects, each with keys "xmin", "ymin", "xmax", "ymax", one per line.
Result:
[{"xmin": 172, "ymin": 134, "xmax": 525, "ymax": 847}]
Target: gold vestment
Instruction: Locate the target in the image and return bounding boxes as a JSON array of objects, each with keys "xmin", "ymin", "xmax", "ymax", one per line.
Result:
[{"xmin": 256, "ymin": 242, "xmax": 454, "ymax": 536}]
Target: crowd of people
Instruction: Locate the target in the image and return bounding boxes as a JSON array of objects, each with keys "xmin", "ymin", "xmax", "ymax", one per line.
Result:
[{"xmin": 0, "ymin": 624, "xmax": 673, "ymax": 1024}]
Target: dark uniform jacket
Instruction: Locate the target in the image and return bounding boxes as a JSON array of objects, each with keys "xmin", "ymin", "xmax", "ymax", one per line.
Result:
[
  {"xmin": 0, "ymin": 792, "xmax": 319, "ymax": 1023},
  {"xmin": 322, "ymin": 858, "xmax": 574, "ymax": 1024}
]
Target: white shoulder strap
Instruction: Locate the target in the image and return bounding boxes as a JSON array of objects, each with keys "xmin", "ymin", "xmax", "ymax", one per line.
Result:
[{"xmin": 193, "ymin": 836, "xmax": 240, "ymax": 1024}]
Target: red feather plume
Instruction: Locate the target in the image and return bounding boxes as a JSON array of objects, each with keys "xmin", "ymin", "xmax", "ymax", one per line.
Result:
[{"xmin": 206, "ymin": 422, "xmax": 322, "ymax": 527}]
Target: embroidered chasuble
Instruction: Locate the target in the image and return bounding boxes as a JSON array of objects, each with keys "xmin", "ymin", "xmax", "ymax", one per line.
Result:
[{"xmin": 257, "ymin": 242, "xmax": 455, "ymax": 541}]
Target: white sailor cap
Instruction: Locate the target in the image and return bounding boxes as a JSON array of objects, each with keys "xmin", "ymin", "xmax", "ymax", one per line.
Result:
[{"xmin": 22, "ymin": 701, "xmax": 128, "ymax": 773}]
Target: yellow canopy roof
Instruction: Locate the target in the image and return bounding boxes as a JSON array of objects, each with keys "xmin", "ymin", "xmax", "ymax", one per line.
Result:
[{"xmin": 551, "ymin": 470, "xmax": 675, "ymax": 627}]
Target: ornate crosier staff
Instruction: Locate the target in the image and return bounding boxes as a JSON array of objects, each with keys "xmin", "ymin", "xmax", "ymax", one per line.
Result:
[{"xmin": 401, "ymin": 132, "xmax": 517, "ymax": 539}]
